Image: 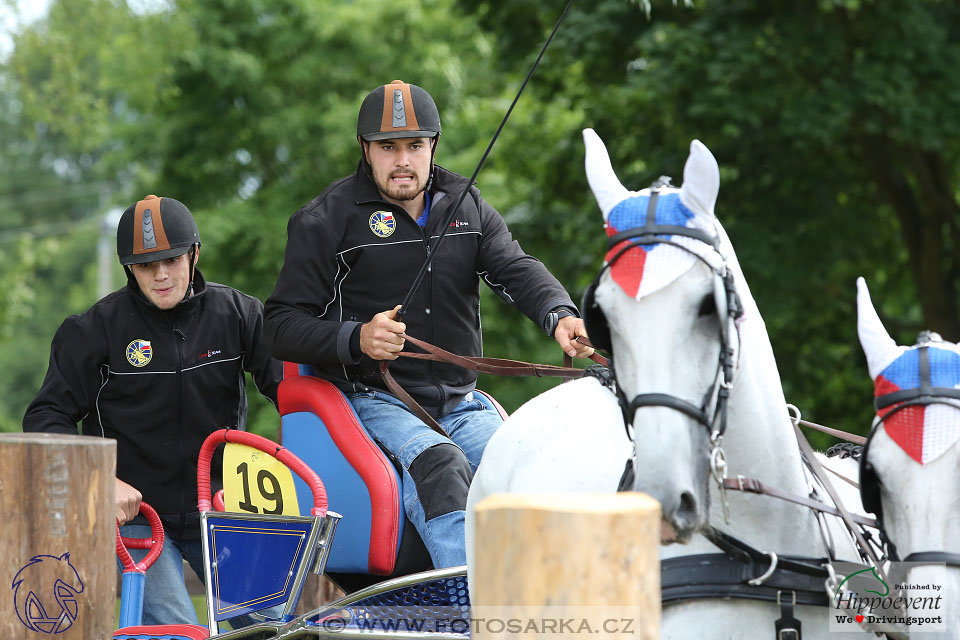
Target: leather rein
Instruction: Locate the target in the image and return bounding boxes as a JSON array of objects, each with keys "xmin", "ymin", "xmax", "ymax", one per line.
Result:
[{"xmin": 378, "ymin": 334, "xmax": 608, "ymax": 437}]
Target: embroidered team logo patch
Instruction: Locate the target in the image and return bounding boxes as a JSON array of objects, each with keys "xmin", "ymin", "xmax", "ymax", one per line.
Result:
[
  {"xmin": 369, "ymin": 211, "xmax": 396, "ymax": 238},
  {"xmin": 126, "ymin": 339, "xmax": 152, "ymax": 367}
]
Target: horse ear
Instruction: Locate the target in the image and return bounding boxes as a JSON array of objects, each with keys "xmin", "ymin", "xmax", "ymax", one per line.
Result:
[
  {"xmin": 857, "ymin": 276, "xmax": 904, "ymax": 378},
  {"xmin": 680, "ymin": 139, "xmax": 719, "ymax": 217},
  {"xmin": 583, "ymin": 128, "xmax": 630, "ymax": 222}
]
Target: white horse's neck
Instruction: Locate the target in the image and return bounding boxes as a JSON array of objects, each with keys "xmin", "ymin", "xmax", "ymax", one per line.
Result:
[{"xmin": 665, "ymin": 224, "xmax": 830, "ymax": 559}]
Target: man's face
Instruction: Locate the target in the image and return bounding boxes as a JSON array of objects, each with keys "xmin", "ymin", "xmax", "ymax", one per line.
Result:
[
  {"xmin": 130, "ymin": 248, "xmax": 198, "ymax": 310},
  {"xmin": 364, "ymin": 137, "xmax": 434, "ymax": 203}
]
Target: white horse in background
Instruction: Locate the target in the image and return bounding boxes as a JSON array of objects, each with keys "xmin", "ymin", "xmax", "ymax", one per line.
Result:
[
  {"xmin": 855, "ymin": 277, "xmax": 960, "ymax": 638},
  {"xmin": 467, "ymin": 129, "xmax": 870, "ymax": 638}
]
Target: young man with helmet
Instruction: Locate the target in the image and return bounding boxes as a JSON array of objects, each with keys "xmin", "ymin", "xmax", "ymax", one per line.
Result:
[
  {"xmin": 265, "ymin": 80, "xmax": 592, "ymax": 568},
  {"xmin": 24, "ymin": 195, "xmax": 283, "ymax": 626}
]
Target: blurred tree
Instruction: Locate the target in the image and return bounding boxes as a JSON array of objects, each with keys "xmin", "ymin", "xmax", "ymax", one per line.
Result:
[
  {"xmin": 6, "ymin": 0, "xmax": 960, "ymax": 443},
  {"xmin": 455, "ymin": 0, "xmax": 960, "ymax": 439}
]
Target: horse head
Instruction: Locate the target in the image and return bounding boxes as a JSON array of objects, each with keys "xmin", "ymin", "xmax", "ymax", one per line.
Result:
[
  {"xmin": 582, "ymin": 128, "xmax": 736, "ymax": 542},
  {"xmin": 856, "ymin": 277, "xmax": 960, "ymax": 576}
]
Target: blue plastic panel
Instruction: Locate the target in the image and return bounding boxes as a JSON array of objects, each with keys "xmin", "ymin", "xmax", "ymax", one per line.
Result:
[{"xmin": 204, "ymin": 515, "xmax": 313, "ymax": 621}]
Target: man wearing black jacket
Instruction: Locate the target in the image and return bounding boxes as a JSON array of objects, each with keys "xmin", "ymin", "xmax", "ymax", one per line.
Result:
[
  {"xmin": 24, "ymin": 195, "xmax": 282, "ymax": 626},
  {"xmin": 265, "ymin": 80, "xmax": 592, "ymax": 568}
]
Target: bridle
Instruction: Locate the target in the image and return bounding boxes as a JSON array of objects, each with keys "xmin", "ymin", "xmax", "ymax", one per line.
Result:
[
  {"xmin": 860, "ymin": 340, "xmax": 960, "ymax": 570},
  {"xmin": 582, "ymin": 179, "xmax": 744, "ymax": 480}
]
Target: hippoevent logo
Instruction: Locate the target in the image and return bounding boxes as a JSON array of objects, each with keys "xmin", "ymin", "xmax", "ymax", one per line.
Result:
[
  {"xmin": 829, "ymin": 561, "xmax": 946, "ymax": 634},
  {"xmin": 11, "ymin": 553, "xmax": 85, "ymax": 634}
]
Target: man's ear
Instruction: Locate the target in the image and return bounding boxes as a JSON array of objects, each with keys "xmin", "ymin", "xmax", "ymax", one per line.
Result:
[
  {"xmin": 193, "ymin": 245, "xmax": 201, "ymax": 267},
  {"xmin": 359, "ymin": 137, "xmax": 370, "ymax": 163}
]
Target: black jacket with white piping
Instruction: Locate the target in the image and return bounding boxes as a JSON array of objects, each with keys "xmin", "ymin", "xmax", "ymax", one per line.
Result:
[
  {"xmin": 23, "ymin": 270, "xmax": 282, "ymax": 537},
  {"xmin": 265, "ymin": 163, "xmax": 577, "ymax": 417}
]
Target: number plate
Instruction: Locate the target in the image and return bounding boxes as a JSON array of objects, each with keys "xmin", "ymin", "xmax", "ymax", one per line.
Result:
[{"xmin": 222, "ymin": 443, "xmax": 301, "ymax": 515}]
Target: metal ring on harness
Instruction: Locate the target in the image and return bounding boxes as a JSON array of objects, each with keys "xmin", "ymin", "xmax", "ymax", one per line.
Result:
[{"xmin": 747, "ymin": 552, "xmax": 779, "ymax": 586}]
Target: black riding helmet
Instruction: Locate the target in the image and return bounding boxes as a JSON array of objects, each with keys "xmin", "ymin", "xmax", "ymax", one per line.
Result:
[
  {"xmin": 117, "ymin": 194, "xmax": 201, "ymax": 300},
  {"xmin": 357, "ymin": 80, "xmax": 441, "ymax": 141},
  {"xmin": 357, "ymin": 80, "xmax": 442, "ymax": 188}
]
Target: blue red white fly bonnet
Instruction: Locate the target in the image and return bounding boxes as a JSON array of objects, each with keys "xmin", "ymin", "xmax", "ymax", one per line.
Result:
[{"xmin": 857, "ymin": 276, "xmax": 960, "ymax": 464}]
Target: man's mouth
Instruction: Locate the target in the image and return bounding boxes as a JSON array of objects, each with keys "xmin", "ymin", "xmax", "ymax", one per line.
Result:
[
  {"xmin": 155, "ymin": 286, "xmax": 174, "ymax": 295},
  {"xmin": 391, "ymin": 173, "xmax": 415, "ymax": 183}
]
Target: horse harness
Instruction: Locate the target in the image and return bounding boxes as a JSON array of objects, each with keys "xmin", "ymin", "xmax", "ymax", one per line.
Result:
[{"xmin": 581, "ymin": 177, "xmax": 744, "ymax": 454}]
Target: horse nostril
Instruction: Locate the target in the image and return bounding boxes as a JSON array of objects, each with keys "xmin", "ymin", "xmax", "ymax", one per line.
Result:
[{"xmin": 678, "ymin": 491, "xmax": 697, "ymax": 519}]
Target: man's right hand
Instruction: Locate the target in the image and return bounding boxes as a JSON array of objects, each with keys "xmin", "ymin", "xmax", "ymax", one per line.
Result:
[
  {"xmin": 115, "ymin": 478, "xmax": 142, "ymax": 525},
  {"xmin": 360, "ymin": 305, "xmax": 406, "ymax": 360}
]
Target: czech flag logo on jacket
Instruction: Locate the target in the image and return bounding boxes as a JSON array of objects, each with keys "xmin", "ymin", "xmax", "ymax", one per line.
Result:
[
  {"xmin": 369, "ymin": 211, "xmax": 396, "ymax": 238},
  {"xmin": 126, "ymin": 339, "xmax": 152, "ymax": 367}
]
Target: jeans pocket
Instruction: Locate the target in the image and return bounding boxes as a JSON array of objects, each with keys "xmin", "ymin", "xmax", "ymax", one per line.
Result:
[{"xmin": 349, "ymin": 391, "xmax": 377, "ymax": 400}]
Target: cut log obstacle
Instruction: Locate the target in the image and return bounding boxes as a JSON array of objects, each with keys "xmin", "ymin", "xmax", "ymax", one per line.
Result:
[
  {"xmin": 0, "ymin": 433, "xmax": 116, "ymax": 639},
  {"xmin": 471, "ymin": 492, "xmax": 660, "ymax": 640}
]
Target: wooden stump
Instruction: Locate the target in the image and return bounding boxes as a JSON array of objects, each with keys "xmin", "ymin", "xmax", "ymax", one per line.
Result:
[
  {"xmin": 0, "ymin": 433, "xmax": 116, "ymax": 638},
  {"xmin": 472, "ymin": 492, "xmax": 660, "ymax": 640}
]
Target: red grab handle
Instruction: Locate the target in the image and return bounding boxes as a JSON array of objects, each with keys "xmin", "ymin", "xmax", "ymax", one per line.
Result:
[
  {"xmin": 116, "ymin": 501, "xmax": 165, "ymax": 574},
  {"xmin": 197, "ymin": 428, "xmax": 328, "ymax": 517}
]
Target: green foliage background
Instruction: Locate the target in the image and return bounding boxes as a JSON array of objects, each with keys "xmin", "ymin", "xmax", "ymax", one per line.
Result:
[{"xmin": 2, "ymin": 0, "xmax": 959, "ymax": 449}]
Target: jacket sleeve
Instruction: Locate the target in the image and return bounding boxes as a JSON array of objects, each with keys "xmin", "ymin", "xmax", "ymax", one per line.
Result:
[
  {"xmin": 23, "ymin": 315, "xmax": 105, "ymax": 434},
  {"xmin": 241, "ymin": 295, "xmax": 284, "ymax": 409},
  {"xmin": 264, "ymin": 209, "xmax": 361, "ymax": 366},
  {"xmin": 473, "ymin": 191, "xmax": 578, "ymax": 329}
]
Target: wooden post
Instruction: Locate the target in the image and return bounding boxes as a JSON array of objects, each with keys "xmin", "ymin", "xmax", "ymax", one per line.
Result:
[
  {"xmin": 472, "ymin": 492, "xmax": 660, "ymax": 640},
  {"xmin": 0, "ymin": 433, "xmax": 116, "ymax": 639}
]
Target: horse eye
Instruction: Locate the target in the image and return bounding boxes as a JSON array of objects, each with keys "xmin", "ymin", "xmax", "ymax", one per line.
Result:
[{"xmin": 697, "ymin": 295, "xmax": 716, "ymax": 317}]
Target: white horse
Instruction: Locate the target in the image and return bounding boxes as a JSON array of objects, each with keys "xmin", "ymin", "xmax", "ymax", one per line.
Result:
[
  {"xmin": 467, "ymin": 129, "xmax": 870, "ymax": 638},
  {"xmin": 855, "ymin": 278, "xmax": 960, "ymax": 638}
]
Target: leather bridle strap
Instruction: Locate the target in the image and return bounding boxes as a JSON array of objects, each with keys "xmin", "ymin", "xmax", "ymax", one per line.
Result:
[
  {"xmin": 625, "ymin": 393, "xmax": 711, "ymax": 429},
  {"xmin": 794, "ymin": 421, "xmax": 887, "ymax": 575},
  {"xmin": 721, "ymin": 476, "xmax": 877, "ymax": 528}
]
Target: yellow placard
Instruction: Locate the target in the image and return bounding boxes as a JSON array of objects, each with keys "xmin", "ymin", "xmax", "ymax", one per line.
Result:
[{"xmin": 222, "ymin": 443, "xmax": 300, "ymax": 516}]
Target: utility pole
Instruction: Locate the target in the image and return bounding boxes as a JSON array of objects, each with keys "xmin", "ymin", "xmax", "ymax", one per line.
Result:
[{"xmin": 97, "ymin": 208, "xmax": 123, "ymax": 299}]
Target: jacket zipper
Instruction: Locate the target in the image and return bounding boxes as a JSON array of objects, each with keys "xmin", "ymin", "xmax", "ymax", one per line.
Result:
[{"xmin": 172, "ymin": 324, "xmax": 186, "ymax": 536}]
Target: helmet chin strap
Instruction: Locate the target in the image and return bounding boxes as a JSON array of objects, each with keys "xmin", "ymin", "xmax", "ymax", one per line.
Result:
[{"xmin": 182, "ymin": 244, "xmax": 198, "ymax": 303}]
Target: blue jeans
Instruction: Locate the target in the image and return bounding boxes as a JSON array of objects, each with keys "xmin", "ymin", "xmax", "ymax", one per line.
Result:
[
  {"xmin": 117, "ymin": 525, "xmax": 282, "ymax": 629},
  {"xmin": 348, "ymin": 390, "xmax": 503, "ymax": 568}
]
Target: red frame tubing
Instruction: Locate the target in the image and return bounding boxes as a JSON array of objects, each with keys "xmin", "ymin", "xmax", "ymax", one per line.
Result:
[
  {"xmin": 116, "ymin": 501, "xmax": 165, "ymax": 574},
  {"xmin": 197, "ymin": 428, "xmax": 328, "ymax": 516}
]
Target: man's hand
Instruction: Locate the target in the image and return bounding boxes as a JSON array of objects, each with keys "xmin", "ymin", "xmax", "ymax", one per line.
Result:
[
  {"xmin": 115, "ymin": 478, "xmax": 142, "ymax": 525},
  {"xmin": 554, "ymin": 316, "xmax": 595, "ymax": 359},
  {"xmin": 360, "ymin": 305, "xmax": 406, "ymax": 360}
]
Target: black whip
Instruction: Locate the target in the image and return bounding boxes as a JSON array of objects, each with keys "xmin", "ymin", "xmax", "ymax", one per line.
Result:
[{"xmin": 397, "ymin": 0, "xmax": 575, "ymax": 319}]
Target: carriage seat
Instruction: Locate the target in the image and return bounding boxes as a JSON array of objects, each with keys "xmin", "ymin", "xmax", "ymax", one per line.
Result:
[{"xmin": 279, "ymin": 361, "xmax": 507, "ymax": 586}]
